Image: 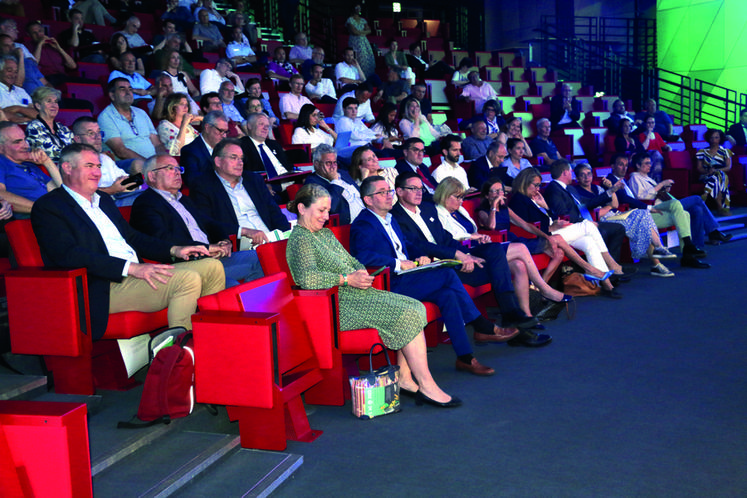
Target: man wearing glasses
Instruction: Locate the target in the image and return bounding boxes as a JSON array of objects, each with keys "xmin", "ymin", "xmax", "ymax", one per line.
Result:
[
  {"xmin": 130, "ymin": 154, "xmax": 264, "ymax": 287},
  {"xmin": 304, "ymin": 144, "xmax": 363, "ymax": 224},
  {"xmin": 190, "ymin": 138, "xmax": 290, "ymax": 250},
  {"xmin": 240, "ymin": 113, "xmax": 295, "ymax": 199},
  {"xmin": 468, "ymin": 141, "xmax": 509, "ymax": 190},
  {"xmin": 279, "ymin": 74, "xmax": 312, "ymax": 120},
  {"xmin": 395, "ymin": 137, "xmax": 438, "ymax": 200},
  {"xmin": 352, "ymin": 175, "xmax": 531, "ymax": 377},
  {"xmin": 98, "ymin": 78, "xmax": 166, "ymax": 165},
  {"xmin": 71, "ymin": 116, "xmax": 144, "ymax": 206},
  {"xmin": 180, "ymin": 111, "xmax": 230, "ymax": 188},
  {"xmin": 31, "ymin": 143, "xmax": 224, "ymax": 340},
  {"xmin": 390, "ymin": 171, "xmax": 551, "ymax": 349}
]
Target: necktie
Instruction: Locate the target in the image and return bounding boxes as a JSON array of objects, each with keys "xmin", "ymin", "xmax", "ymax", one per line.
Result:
[
  {"xmin": 259, "ymin": 143, "xmax": 278, "ymax": 178},
  {"xmin": 417, "ymin": 167, "xmax": 435, "ymax": 191}
]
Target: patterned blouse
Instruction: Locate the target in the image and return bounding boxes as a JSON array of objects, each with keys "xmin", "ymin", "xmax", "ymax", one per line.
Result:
[
  {"xmin": 25, "ymin": 118, "xmax": 74, "ymax": 163},
  {"xmin": 157, "ymin": 120, "xmax": 199, "ymax": 156}
]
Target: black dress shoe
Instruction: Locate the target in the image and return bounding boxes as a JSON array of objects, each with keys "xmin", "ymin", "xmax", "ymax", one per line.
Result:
[
  {"xmin": 415, "ymin": 391, "xmax": 463, "ymax": 408},
  {"xmin": 684, "ymin": 246, "xmax": 707, "ymax": 258},
  {"xmin": 600, "ymin": 288, "xmax": 623, "ymax": 299},
  {"xmin": 532, "ymin": 323, "xmax": 546, "ymax": 331},
  {"xmin": 535, "ymin": 300, "xmax": 566, "ymax": 322},
  {"xmin": 680, "ymin": 255, "xmax": 710, "ymax": 269},
  {"xmin": 708, "ymin": 231, "xmax": 732, "ymax": 244},
  {"xmin": 610, "ymin": 274, "xmax": 631, "ymax": 285},
  {"xmin": 507, "ymin": 330, "xmax": 553, "ymax": 347},
  {"xmin": 501, "ymin": 312, "xmax": 539, "ymax": 330}
]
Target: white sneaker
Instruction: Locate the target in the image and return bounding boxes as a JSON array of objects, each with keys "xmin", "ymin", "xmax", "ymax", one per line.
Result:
[
  {"xmin": 652, "ymin": 247, "xmax": 677, "ymax": 259},
  {"xmin": 650, "ymin": 263, "xmax": 675, "ymax": 277}
]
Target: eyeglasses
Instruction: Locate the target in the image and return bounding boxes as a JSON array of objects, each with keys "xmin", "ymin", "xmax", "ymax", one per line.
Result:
[
  {"xmin": 451, "ymin": 194, "xmax": 466, "ymax": 201},
  {"xmin": 152, "ymin": 165, "xmax": 184, "ymax": 174},
  {"xmin": 488, "ymin": 188, "xmax": 504, "ymax": 194},
  {"xmin": 368, "ymin": 189, "xmax": 395, "ymax": 197},
  {"xmin": 322, "ymin": 160, "xmax": 337, "ymax": 166},
  {"xmin": 211, "ymin": 125, "xmax": 229, "ymax": 135},
  {"xmin": 400, "ymin": 186, "xmax": 425, "ymax": 193},
  {"xmin": 409, "ymin": 147, "xmax": 425, "ymax": 154},
  {"xmin": 75, "ymin": 130, "xmax": 104, "ymax": 139},
  {"xmin": 530, "ymin": 182, "xmax": 542, "ymax": 188}
]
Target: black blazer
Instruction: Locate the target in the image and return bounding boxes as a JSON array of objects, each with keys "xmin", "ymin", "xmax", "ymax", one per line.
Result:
[
  {"xmin": 303, "ymin": 171, "xmax": 358, "ymax": 226},
  {"xmin": 189, "ymin": 170, "xmax": 291, "ymax": 237},
  {"xmin": 544, "ymin": 180, "xmax": 583, "ymax": 222},
  {"xmin": 240, "ymin": 137, "xmax": 294, "ymax": 177},
  {"xmin": 179, "ymin": 137, "xmax": 213, "ymax": 189},
  {"xmin": 507, "ymin": 191, "xmax": 553, "ymax": 234},
  {"xmin": 395, "ymin": 159, "xmax": 437, "ymax": 202},
  {"xmin": 391, "ymin": 201, "xmax": 460, "ymax": 261},
  {"xmin": 31, "ymin": 187, "xmax": 173, "ymax": 340},
  {"xmin": 130, "ymin": 187, "xmax": 229, "ymax": 257},
  {"xmin": 550, "ymin": 95, "xmax": 581, "ymax": 129},
  {"xmin": 727, "ymin": 123, "xmax": 747, "ymax": 146}
]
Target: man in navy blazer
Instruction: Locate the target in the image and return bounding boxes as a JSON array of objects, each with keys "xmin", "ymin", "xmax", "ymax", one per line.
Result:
[
  {"xmin": 240, "ymin": 113, "xmax": 294, "ymax": 177},
  {"xmin": 303, "ymin": 144, "xmax": 364, "ymax": 225},
  {"xmin": 391, "ymin": 172, "xmax": 551, "ymax": 348},
  {"xmin": 130, "ymin": 154, "xmax": 264, "ymax": 286},
  {"xmin": 31, "ymin": 144, "xmax": 225, "ymax": 340},
  {"xmin": 605, "ymin": 153, "xmax": 650, "ymax": 210},
  {"xmin": 395, "ymin": 137, "xmax": 437, "ymax": 201},
  {"xmin": 179, "ymin": 111, "xmax": 229, "ymax": 189},
  {"xmin": 189, "ymin": 139, "xmax": 291, "ymax": 249},
  {"xmin": 544, "ymin": 159, "xmax": 626, "ymax": 263},
  {"xmin": 467, "ymin": 141, "xmax": 508, "ymax": 189},
  {"xmin": 351, "ymin": 176, "xmax": 525, "ymax": 376}
]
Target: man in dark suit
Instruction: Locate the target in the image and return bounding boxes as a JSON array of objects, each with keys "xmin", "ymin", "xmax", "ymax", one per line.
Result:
[
  {"xmin": 544, "ymin": 159, "xmax": 628, "ymax": 267},
  {"xmin": 391, "ymin": 172, "xmax": 551, "ymax": 348},
  {"xmin": 304, "ymin": 144, "xmax": 363, "ymax": 225},
  {"xmin": 130, "ymin": 154, "xmax": 264, "ymax": 287},
  {"xmin": 351, "ymin": 176, "xmax": 528, "ymax": 377},
  {"xmin": 240, "ymin": 113, "xmax": 294, "ymax": 177},
  {"xmin": 725, "ymin": 108, "xmax": 747, "ymax": 147},
  {"xmin": 179, "ymin": 110, "xmax": 229, "ymax": 189},
  {"xmin": 189, "ymin": 138, "xmax": 291, "ymax": 250},
  {"xmin": 30, "ymin": 143, "xmax": 225, "ymax": 340},
  {"xmin": 550, "ymin": 83, "xmax": 582, "ymax": 131},
  {"xmin": 395, "ymin": 137, "xmax": 438, "ymax": 201},
  {"xmin": 468, "ymin": 141, "xmax": 508, "ymax": 189}
]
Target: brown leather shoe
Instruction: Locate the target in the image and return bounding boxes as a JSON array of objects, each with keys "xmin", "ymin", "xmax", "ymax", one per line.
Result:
[
  {"xmin": 455, "ymin": 358, "xmax": 495, "ymax": 376},
  {"xmin": 474, "ymin": 326, "xmax": 520, "ymax": 343}
]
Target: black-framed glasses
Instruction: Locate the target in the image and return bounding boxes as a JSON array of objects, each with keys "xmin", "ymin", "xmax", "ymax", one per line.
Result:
[
  {"xmin": 530, "ymin": 182, "xmax": 542, "ymax": 188},
  {"xmin": 211, "ymin": 124, "xmax": 229, "ymax": 135},
  {"xmin": 451, "ymin": 194, "xmax": 465, "ymax": 201},
  {"xmin": 400, "ymin": 186, "xmax": 425, "ymax": 193},
  {"xmin": 152, "ymin": 165, "xmax": 184, "ymax": 174},
  {"xmin": 409, "ymin": 147, "xmax": 425, "ymax": 154}
]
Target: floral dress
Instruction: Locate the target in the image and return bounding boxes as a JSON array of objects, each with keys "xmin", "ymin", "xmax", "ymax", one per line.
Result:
[
  {"xmin": 345, "ymin": 16, "xmax": 375, "ymax": 78},
  {"xmin": 695, "ymin": 146, "xmax": 731, "ymax": 208},
  {"xmin": 25, "ymin": 119, "xmax": 74, "ymax": 164},
  {"xmin": 286, "ymin": 225, "xmax": 425, "ymax": 350},
  {"xmin": 157, "ymin": 120, "xmax": 199, "ymax": 156}
]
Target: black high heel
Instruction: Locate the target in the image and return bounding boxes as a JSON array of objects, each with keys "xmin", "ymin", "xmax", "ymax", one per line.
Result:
[
  {"xmin": 400, "ymin": 387, "xmax": 418, "ymax": 398},
  {"xmin": 542, "ymin": 292, "xmax": 574, "ymax": 303},
  {"xmin": 415, "ymin": 391, "xmax": 462, "ymax": 408}
]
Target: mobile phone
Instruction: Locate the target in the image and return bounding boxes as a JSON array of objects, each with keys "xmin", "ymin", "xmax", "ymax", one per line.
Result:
[
  {"xmin": 370, "ymin": 266, "xmax": 387, "ymax": 276},
  {"xmin": 121, "ymin": 172, "xmax": 144, "ymax": 187}
]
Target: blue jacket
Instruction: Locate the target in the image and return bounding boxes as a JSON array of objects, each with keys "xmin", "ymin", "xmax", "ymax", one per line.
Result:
[{"xmin": 304, "ymin": 170, "xmax": 358, "ymax": 226}]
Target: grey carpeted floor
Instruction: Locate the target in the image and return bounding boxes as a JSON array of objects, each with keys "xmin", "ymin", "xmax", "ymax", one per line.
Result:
[{"xmin": 274, "ymin": 238, "xmax": 747, "ymax": 497}]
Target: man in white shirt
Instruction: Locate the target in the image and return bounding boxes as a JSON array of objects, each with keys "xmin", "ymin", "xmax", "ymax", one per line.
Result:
[
  {"xmin": 108, "ymin": 52, "xmax": 153, "ymax": 102},
  {"xmin": 432, "ymin": 135, "xmax": 471, "ymax": 190},
  {"xmin": 0, "ymin": 56, "xmax": 36, "ymax": 123},
  {"xmin": 459, "ymin": 70, "xmax": 497, "ymax": 114},
  {"xmin": 118, "ymin": 16, "xmax": 148, "ymax": 48},
  {"xmin": 199, "ymin": 58, "xmax": 245, "ymax": 95},
  {"xmin": 335, "ymin": 47, "xmax": 365, "ymax": 88},
  {"xmin": 304, "ymin": 144, "xmax": 364, "ymax": 224},
  {"xmin": 332, "ymin": 83, "xmax": 375, "ymax": 123},
  {"xmin": 334, "ymin": 97, "xmax": 382, "ymax": 152},
  {"xmin": 225, "ymin": 25, "xmax": 256, "ymax": 69},
  {"xmin": 278, "ymin": 74, "xmax": 312, "ymax": 120},
  {"xmin": 288, "ymin": 32, "xmax": 312, "ymax": 63},
  {"xmin": 304, "ymin": 64, "xmax": 337, "ymax": 103}
]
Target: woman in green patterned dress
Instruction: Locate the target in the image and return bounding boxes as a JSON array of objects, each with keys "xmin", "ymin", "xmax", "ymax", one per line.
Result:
[{"xmin": 287, "ymin": 184, "xmax": 460, "ymax": 407}]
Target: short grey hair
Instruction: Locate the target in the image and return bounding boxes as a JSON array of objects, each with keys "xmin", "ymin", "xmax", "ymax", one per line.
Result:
[
  {"xmin": 203, "ymin": 110, "xmax": 227, "ymax": 127},
  {"xmin": 31, "ymin": 86, "xmax": 62, "ymax": 106},
  {"xmin": 0, "ymin": 54, "xmax": 17, "ymax": 72},
  {"xmin": 142, "ymin": 154, "xmax": 174, "ymax": 185},
  {"xmin": 312, "ymin": 144, "xmax": 336, "ymax": 165},
  {"xmin": 536, "ymin": 117, "xmax": 550, "ymax": 128},
  {"xmin": 245, "ymin": 112, "xmax": 269, "ymax": 133}
]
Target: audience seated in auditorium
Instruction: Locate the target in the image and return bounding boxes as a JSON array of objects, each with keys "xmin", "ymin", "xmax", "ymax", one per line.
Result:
[
  {"xmin": 159, "ymin": 2, "xmax": 193, "ymax": 38},
  {"xmin": 468, "ymin": 141, "xmax": 508, "ymax": 189},
  {"xmin": 0, "ymin": 122, "xmax": 62, "ymax": 217},
  {"xmin": 194, "ymin": 0, "xmax": 225, "ymax": 25},
  {"xmin": 240, "ymin": 113, "xmax": 294, "ymax": 201},
  {"xmin": 604, "ymin": 99, "xmax": 635, "ymax": 134},
  {"xmin": 499, "ymin": 138, "xmax": 533, "ymax": 186},
  {"xmin": 333, "ymin": 82, "xmax": 375, "ymax": 123},
  {"xmin": 459, "ymin": 71, "xmax": 498, "ymax": 114},
  {"xmin": 335, "ymin": 97, "xmax": 386, "ymax": 153},
  {"xmin": 529, "ymin": 118, "xmax": 561, "ymax": 168},
  {"xmin": 292, "ymin": 103, "xmax": 336, "ymax": 151},
  {"xmin": 192, "ymin": 9, "xmax": 226, "ymax": 53},
  {"xmin": 99, "ymin": 78, "xmax": 167, "ymax": 164},
  {"xmin": 406, "ymin": 83, "xmax": 433, "ymax": 124},
  {"xmin": 349, "ymin": 145, "xmax": 398, "ymax": 196},
  {"xmin": 304, "ymin": 144, "xmax": 363, "ymax": 224},
  {"xmin": 153, "ymin": 23, "xmax": 193, "ymax": 55},
  {"xmin": 246, "ymin": 78, "xmax": 278, "ymax": 127},
  {"xmin": 148, "ymin": 73, "xmax": 174, "ymax": 120},
  {"xmin": 335, "ymin": 47, "xmax": 366, "ymax": 89},
  {"xmin": 301, "ymin": 46, "xmax": 329, "ymax": 81},
  {"xmin": 0, "ymin": 56, "xmax": 37, "ymax": 124},
  {"xmin": 153, "ymin": 34, "xmax": 195, "ymax": 78},
  {"xmin": 26, "ymin": 21, "xmax": 79, "ymax": 88},
  {"xmin": 614, "ymin": 119, "xmax": 644, "ymax": 155},
  {"xmin": 725, "ymin": 108, "xmax": 747, "ymax": 147},
  {"xmin": 503, "ymin": 116, "xmax": 532, "ymax": 156},
  {"xmin": 695, "ymin": 129, "xmax": 731, "ymax": 215},
  {"xmin": 190, "ymin": 138, "xmax": 291, "ymax": 250},
  {"xmin": 59, "ymin": 8, "xmax": 106, "ymax": 63},
  {"xmin": 550, "ymin": 83, "xmax": 581, "ymax": 131},
  {"xmin": 571, "ymin": 162, "xmax": 676, "ymax": 277},
  {"xmin": 381, "ymin": 67, "xmax": 410, "ymax": 105},
  {"xmin": 432, "ymin": 135, "xmax": 471, "ymax": 190},
  {"xmin": 158, "ymin": 49, "xmax": 200, "ymax": 114},
  {"xmin": 395, "ymin": 137, "xmax": 438, "ymax": 200},
  {"xmin": 635, "ymin": 98, "xmax": 677, "ymax": 141},
  {"xmin": 638, "ymin": 114, "xmax": 670, "ymax": 181},
  {"xmin": 508, "ymin": 167, "xmax": 622, "ymax": 297},
  {"xmin": 218, "ymin": 81, "xmax": 246, "ymax": 126},
  {"xmin": 118, "ymin": 16, "xmax": 149, "ymax": 49},
  {"xmin": 279, "ymin": 74, "xmax": 312, "ymax": 120},
  {"xmin": 109, "ymin": 51, "xmax": 152, "ymax": 101},
  {"xmin": 157, "ymin": 92, "xmax": 202, "ymax": 156},
  {"xmin": 305, "ymin": 63, "xmax": 337, "ymax": 103},
  {"xmin": 451, "ymin": 57, "xmax": 475, "ymax": 87},
  {"xmin": 180, "ymin": 111, "xmax": 227, "ymax": 188},
  {"xmin": 287, "ymin": 183, "xmax": 460, "ymax": 407},
  {"xmin": 25, "ymin": 87, "xmax": 74, "ymax": 164},
  {"xmin": 71, "ymin": 0, "xmax": 118, "ymax": 26},
  {"xmin": 241, "ymin": 96, "xmax": 276, "ymax": 140},
  {"xmin": 384, "ymin": 40, "xmax": 414, "ymax": 84},
  {"xmin": 131, "ymin": 154, "xmax": 264, "ymax": 287},
  {"xmin": 430, "ymin": 176, "xmax": 569, "ymax": 326},
  {"xmin": 225, "ymin": 25, "xmax": 256, "ymax": 70},
  {"xmin": 71, "ymin": 116, "xmax": 143, "ymax": 206},
  {"xmin": 407, "ymin": 43, "xmax": 453, "ymax": 80},
  {"xmin": 461, "ymin": 120, "xmax": 493, "ymax": 161},
  {"xmin": 200, "ymin": 58, "xmax": 245, "ymax": 96},
  {"xmin": 370, "ymin": 103, "xmax": 402, "ymax": 148},
  {"xmin": 459, "ymin": 99, "xmax": 505, "ymax": 139},
  {"xmin": 0, "ymin": 20, "xmax": 46, "ymax": 94}
]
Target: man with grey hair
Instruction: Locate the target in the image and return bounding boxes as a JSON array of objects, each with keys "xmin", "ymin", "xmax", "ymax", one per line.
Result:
[
  {"xmin": 108, "ymin": 51, "xmax": 153, "ymax": 102},
  {"xmin": 461, "ymin": 120, "xmax": 493, "ymax": 160},
  {"xmin": 118, "ymin": 16, "xmax": 148, "ymax": 48},
  {"xmin": 131, "ymin": 153, "xmax": 264, "ymax": 286},
  {"xmin": 218, "ymin": 81, "xmax": 245, "ymax": 123},
  {"xmin": 199, "ymin": 58, "xmax": 245, "ymax": 95},
  {"xmin": 304, "ymin": 144, "xmax": 364, "ymax": 224},
  {"xmin": 468, "ymin": 140, "xmax": 508, "ymax": 189},
  {"xmin": 0, "ymin": 55, "xmax": 36, "ymax": 123},
  {"xmin": 240, "ymin": 112, "xmax": 294, "ymax": 180},
  {"xmin": 529, "ymin": 117, "xmax": 561, "ymax": 168},
  {"xmin": 180, "ymin": 111, "xmax": 229, "ymax": 188}
]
